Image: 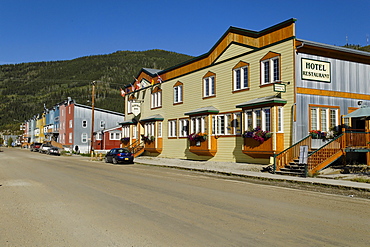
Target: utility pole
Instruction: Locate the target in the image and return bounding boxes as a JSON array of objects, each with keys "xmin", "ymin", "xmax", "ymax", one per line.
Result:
[{"xmin": 90, "ymin": 81, "xmax": 96, "ymax": 159}]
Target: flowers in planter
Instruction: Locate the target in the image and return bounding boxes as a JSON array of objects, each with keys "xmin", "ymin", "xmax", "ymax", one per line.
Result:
[
  {"xmin": 242, "ymin": 127, "xmax": 272, "ymax": 143},
  {"xmin": 188, "ymin": 132, "xmax": 207, "ymax": 142},
  {"xmin": 141, "ymin": 135, "xmax": 155, "ymax": 142},
  {"xmin": 309, "ymin": 130, "xmax": 327, "ymax": 139},
  {"xmin": 310, "ymin": 127, "xmax": 341, "ymax": 140}
]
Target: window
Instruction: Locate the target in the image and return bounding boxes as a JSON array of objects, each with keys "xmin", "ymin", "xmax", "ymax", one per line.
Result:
[
  {"xmin": 100, "ymin": 120, "xmax": 105, "ymax": 129},
  {"xmin": 233, "ymin": 62, "xmax": 249, "ymax": 91},
  {"xmin": 278, "ymin": 107, "xmax": 284, "ymax": 132},
  {"xmin": 190, "ymin": 116, "xmax": 207, "ymax": 134},
  {"xmin": 133, "ymin": 125, "xmax": 137, "ymax": 139},
  {"xmin": 158, "ymin": 122, "xmax": 162, "ymax": 138},
  {"xmin": 168, "ymin": 120, "xmax": 177, "ymax": 137},
  {"xmin": 310, "ymin": 106, "xmax": 339, "ymax": 132},
  {"xmin": 69, "ymin": 132, "xmax": 72, "ymax": 143},
  {"xmin": 203, "ymin": 71, "xmax": 216, "ymax": 98},
  {"xmin": 261, "ymin": 52, "xmax": 280, "ymax": 85},
  {"xmin": 244, "ymin": 108, "xmax": 272, "ymax": 132},
  {"xmin": 144, "ymin": 122, "xmax": 155, "ymax": 137},
  {"xmin": 151, "ymin": 87, "xmax": 162, "ymax": 108},
  {"xmin": 96, "ymin": 132, "xmax": 103, "ymax": 140},
  {"xmin": 123, "ymin": 126, "xmax": 130, "ymax": 138},
  {"xmin": 69, "ymin": 120, "xmax": 73, "ymax": 128},
  {"xmin": 173, "ymin": 82, "xmax": 183, "ymax": 104},
  {"xmin": 128, "ymin": 100, "xmax": 133, "ymax": 114},
  {"xmin": 110, "ymin": 132, "xmax": 121, "ymax": 140},
  {"xmin": 179, "ymin": 119, "xmax": 189, "ymax": 137},
  {"xmin": 82, "ymin": 120, "xmax": 87, "ymax": 128},
  {"xmin": 212, "ymin": 112, "xmax": 242, "ymax": 136},
  {"xmin": 81, "ymin": 133, "xmax": 88, "ymax": 143}
]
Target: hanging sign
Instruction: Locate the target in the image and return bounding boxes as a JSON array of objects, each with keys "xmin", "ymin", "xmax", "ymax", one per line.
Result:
[
  {"xmin": 131, "ymin": 102, "xmax": 141, "ymax": 116},
  {"xmin": 273, "ymin": 83, "xmax": 286, "ymax": 93}
]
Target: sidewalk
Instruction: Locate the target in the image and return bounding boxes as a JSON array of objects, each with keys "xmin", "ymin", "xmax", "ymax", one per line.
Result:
[{"xmin": 134, "ymin": 156, "xmax": 370, "ymax": 192}]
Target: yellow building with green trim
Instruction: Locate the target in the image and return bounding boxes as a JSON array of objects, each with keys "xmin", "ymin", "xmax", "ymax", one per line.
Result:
[{"xmin": 121, "ymin": 18, "xmax": 370, "ymax": 172}]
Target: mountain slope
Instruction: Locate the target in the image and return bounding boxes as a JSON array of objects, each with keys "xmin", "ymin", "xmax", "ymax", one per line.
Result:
[{"xmin": 0, "ymin": 49, "xmax": 193, "ymax": 132}]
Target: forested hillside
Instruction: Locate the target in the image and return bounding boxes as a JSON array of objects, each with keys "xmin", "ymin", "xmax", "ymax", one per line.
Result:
[{"xmin": 0, "ymin": 50, "xmax": 193, "ymax": 132}]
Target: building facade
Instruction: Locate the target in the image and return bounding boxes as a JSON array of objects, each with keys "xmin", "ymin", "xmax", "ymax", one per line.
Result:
[
  {"xmin": 24, "ymin": 98, "xmax": 125, "ymax": 153},
  {"xmin": 121, "ymin": 19, "xmax": 370, "ymax": 167}
]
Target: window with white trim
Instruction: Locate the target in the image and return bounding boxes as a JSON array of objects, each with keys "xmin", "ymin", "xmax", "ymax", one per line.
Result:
[
  {"xmin": 244, "ymin": 108, "xmax": 271, "ymax": 132},
  {"xmin": 190, "ymin": 116, "xmax": 207, "ymax": 134},
  {"xmin": 179, "ymin": 119, "xmax": 189, "ymax": 137},
  {"xmin": 69, "ymin": 120, "xmax": 73, "ymax": 128},
  {"xmin": 133, "ymin": 125, "xmax": 137, "ymax": 139},
  {"xmin": 234, "ymin": 66, "xmax": 249, "ymax": 90},
  {"xmin": 203, "ymin": 76, "xmax": 215, "ymax": 97},
  {"xmin": 144, "ymin": 122, "xmax": 155, "ymax": 137},
  {"xmin": 123, "ymin": 126, "xmax": 130, "ymax": 138},
  {"xmin": 278, "ymin": 107, "xmax": 284, "ymax": 132},
  {"xmin": 158, "ymin": 122, "xmax": 162, "ymax": 137},
  {"xmin": 96, "ymin": 132, "xmax": 103, "ymax": 140},
  {"xmin": 128, "ymin": 100, "xmax": 133, "ymax": 114},
  {"xmin": 151, "ymin": 91, "xmax": 162, "ymax": 108},
  {"xmin": 81, "ymin": 133, "xmax": 88, "ymax": 143},
  {"xmin": 110, "ymin": 132, "xmax": 121, "ymax": 140},
  {"xmin": 212, "ymin": 112, "xmax": 242, "ymax": 135},
  {"xmin": 261, "ymin": 57, "xmax": 280, "ymax": 85},
  {"xmin": 168, "ymin": 120, "xmax": 177, "ymax": 137},
  {"xmin": 310, "ymin": 107, "xmax": 339, "ymax": 132},
  {"xmin": 174, "ymin": 84, "xmax": 183, "ymax": 104},
  {"xmin": 100, "ymin": 120, "xmax": 105, "ymax": 129},
  {"xmin": 82, "ymin": 120, "xmax": 87, "ymax": 128},
  {"xmin": 69, "ymin": 132, "xmax": 72, "ymax": 143}
]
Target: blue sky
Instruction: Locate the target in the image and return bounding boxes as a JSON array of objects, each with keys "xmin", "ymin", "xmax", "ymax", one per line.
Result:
[{"xmin": 1, "ymin": 0, "xmax": 369, "ymax": 65}]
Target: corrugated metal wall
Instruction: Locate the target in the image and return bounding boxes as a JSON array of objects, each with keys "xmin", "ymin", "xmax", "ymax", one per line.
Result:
[{"xmin": 295, "ymin": 53, "xmax": 370, "ymax": 142}]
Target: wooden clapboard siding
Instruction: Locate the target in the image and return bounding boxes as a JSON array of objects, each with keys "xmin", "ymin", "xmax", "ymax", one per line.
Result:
[
  {"xmin": 215, "ymin": 43, "xmax": 254, "ymax": 63},
  {"xmin": 125, "ymin": 20, "xmax": 297, "ymax": 162}
]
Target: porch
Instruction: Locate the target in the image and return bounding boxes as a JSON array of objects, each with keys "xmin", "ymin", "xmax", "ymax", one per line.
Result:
[{"xmin": 274, "ymin": 130, "xmax": 370, "ymax": 176}]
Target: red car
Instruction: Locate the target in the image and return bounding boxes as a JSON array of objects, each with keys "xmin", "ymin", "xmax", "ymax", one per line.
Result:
[{"xmin": 30, "ymin": 142, "xmax": 42, "ymax": 152}]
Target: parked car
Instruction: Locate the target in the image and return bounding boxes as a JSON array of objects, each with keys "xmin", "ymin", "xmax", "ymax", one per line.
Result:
[
  {"xmin": 105, "ymin": 148, "xmax": 134, "ymax": 164},
  {"xmin": 39, "ymin": 143, "xmax": 53, "ymax": 154},
  {"xmin": 47, "ymin": 146, "xmax": 61, "ymax": 156},
  {"xmin": 30, "ymin": 142, "xmax": 42, "ymax": 152}
]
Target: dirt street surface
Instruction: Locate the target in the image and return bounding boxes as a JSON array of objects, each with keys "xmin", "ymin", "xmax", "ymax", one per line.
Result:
[{"xmin": 1, "ymin": 148, "xmax": 369, "ymax": 246}]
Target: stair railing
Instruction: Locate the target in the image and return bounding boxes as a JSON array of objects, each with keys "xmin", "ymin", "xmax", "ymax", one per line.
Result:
[
  {"xmin": 306, "ymin": 134, "xmax": 344, "ymax": 174},
  {"xmin": 127, "ymin": 139, "xmax": 144, "ymax": 154},
  {"xmin": 274, "ymin": 135, "xmax": 312, "ymax": 172}
]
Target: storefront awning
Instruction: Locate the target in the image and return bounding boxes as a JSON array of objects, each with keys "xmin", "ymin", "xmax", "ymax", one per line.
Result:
[
  {"xmin": 236, "ymin": 95, "xmax": 287, "ymax": 108},
  {"xmin": 343, "ymin": 106, "xmax": 370, "ymax": 118},
  {"xmin": 140, "ymin": 114, "xmax": 164, "ymax": 122},
  {"xmin": 184, "ymin": 106, "xmax": 219, "ymax": 116}
]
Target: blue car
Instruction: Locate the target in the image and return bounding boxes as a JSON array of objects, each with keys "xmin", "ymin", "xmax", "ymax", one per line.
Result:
[{"xmin": 104, "ymin": 148, "xmax": 134, "ymax": 164}]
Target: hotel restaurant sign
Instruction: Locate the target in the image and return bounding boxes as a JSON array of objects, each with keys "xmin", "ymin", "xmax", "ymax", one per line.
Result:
[{"xmin": 301, "ymin": 58, "xmax": 331, "ymax": 83}]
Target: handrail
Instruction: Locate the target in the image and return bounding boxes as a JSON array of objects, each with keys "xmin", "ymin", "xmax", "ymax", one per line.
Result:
[
  {"xmin": 307, "ymin": 134, "xmax": 344, "ymax": 173},
  {"xmin": 127, "ymin": 139, "xmax": 144, "ymax": 154},
  {"xmin": 274, "ymin": 135, "xmax": 312, "ymax": 172}
]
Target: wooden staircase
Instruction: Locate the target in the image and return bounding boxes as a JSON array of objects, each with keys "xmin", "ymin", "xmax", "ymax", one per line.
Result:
[
  {"xmin": 275, "ymin": 134, "xmax": 345, "ymax": 177},
  {"xmin": 128, "ymin": 140, "xmax": 145, "ymax": 158}
]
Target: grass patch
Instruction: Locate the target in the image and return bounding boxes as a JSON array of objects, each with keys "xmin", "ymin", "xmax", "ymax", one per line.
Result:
[{"xmin": 350, "ymin": 177, "xmax": 370, "ymax": 183}]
